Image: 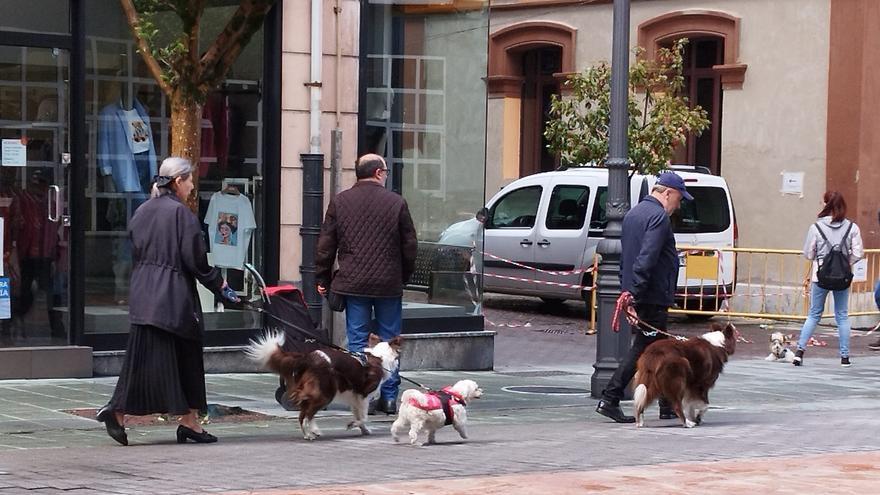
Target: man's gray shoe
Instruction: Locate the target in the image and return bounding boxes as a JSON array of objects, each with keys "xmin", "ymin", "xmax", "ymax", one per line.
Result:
[{"xmin": 596, "ymin": 399, "xmax": 635, "ymax": 423}]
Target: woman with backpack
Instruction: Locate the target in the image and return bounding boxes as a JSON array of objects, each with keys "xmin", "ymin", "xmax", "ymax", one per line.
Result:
[{"xmin": 793, "ymin": 191, "xmax": 864, "ymax": 367}]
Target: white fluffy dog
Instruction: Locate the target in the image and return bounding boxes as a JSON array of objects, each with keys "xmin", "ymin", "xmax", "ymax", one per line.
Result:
[
  {"xmin": 391, "ymin": 379, "xmax": 482, "ymax": 446},
  {"xmin": 765, "ymin": 331, "xmax": 796, "ymax": 363}
]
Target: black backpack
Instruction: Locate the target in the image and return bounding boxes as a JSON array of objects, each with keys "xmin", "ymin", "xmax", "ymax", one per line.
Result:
[{"xmin": 814, "ymin": 221, "xmax": 854, "ymax": 291}]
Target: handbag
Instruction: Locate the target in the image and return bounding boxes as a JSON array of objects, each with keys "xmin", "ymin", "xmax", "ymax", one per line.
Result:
[
  {"xmin": 326, "ymin": 290, "xmax": 346, "ymax": 312},
  {"xmin": 325, "ymin": 270, "xmax": 345, "ymax": 312}
]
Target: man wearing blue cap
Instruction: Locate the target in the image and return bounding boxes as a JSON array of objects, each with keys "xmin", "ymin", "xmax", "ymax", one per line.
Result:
[{"xmin": 596, "ymin": 171, "xmax": 692, "ymax": 423}]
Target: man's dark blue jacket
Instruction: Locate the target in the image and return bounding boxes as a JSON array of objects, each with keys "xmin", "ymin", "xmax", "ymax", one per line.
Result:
[{"xmin": 620, "ymin": 196, "xmax": 678, "ymax": 307}]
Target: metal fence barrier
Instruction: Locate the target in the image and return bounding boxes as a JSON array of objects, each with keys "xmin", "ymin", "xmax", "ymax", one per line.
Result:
[
  {"xmin": 669, "ymin": 246, "xmax": 880, "ymax": 320},
  {"xmin": 585, "ymin": 247, "xmax": 880, "ymax": 332}
]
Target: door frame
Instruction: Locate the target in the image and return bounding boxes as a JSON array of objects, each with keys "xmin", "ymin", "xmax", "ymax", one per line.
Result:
[{"xmin": 0, "ymin": 0, "xmax": 85, "ymax": 346}]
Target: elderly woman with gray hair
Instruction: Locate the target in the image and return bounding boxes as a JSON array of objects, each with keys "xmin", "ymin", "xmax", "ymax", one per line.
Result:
[{"xmin": 96, "ymin": 157, "xmax": 239, "ymax": 446}]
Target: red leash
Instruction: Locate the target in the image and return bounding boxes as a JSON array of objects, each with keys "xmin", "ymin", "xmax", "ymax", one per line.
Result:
[{"xmin": 612, "ymin": 292, "xmax": 634, "ymax": 333}]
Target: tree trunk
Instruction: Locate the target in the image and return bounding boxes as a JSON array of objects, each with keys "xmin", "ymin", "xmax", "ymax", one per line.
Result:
[{"xmin": 170, "ymin": 94, "xmax": 203, "ymax": 211}]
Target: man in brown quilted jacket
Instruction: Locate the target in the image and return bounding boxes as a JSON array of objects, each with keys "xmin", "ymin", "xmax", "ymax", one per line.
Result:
[{"xmin": 315, "ymin": 153, "xmax": 418, "ymax": 414}]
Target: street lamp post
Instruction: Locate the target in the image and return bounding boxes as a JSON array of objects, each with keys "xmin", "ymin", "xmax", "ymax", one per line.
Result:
[{"xmin": 591, "ymin": 0, "xmax": 633, "ymax": 398}]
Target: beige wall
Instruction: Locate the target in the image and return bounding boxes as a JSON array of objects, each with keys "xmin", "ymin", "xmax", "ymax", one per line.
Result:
[
  {"xmin": 280, "ymin": 0, "xmax": 360, "ymax": 282},
  {"xmin": 488, "ymin": 0, "xmax": 832, "ymax": 250}
]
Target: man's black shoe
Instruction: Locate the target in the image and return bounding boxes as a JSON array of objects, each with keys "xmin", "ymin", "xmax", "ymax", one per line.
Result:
[
  {"xmin": 595, "ymin": 399, "xmax": 635, "ymax": 423},
  {"xmin": 376, "ymin": 398, "xmax": 397, "ymax": 415},
  {"xmin": 659, "ymin": 408, "xmax": 676, "ymax": 420}
]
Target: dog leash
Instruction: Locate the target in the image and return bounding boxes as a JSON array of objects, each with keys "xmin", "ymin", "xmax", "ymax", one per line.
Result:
[
  {"xmin": 240, "ymin": 300, "xmax": 376, "ymax": 367},
  {"xmin": 240, "ymin": 300, "xmax": 429, "ymax": 388},
  {"xmin": 613, "ymin": 292, "xmax": 689, "ymax": 341}
]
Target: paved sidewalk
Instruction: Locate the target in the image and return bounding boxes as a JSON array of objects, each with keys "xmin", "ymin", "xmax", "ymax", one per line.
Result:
[
  {"xmin": 0, "ymin": 354, "xmax": 878, "ymax": 494},
  {"xmin": 224, "ymin": 451, "xmax": 880, "ymax": 495}
]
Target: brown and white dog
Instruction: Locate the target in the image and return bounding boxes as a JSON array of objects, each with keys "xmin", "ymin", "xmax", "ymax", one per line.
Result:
[
  {"xmin": 391, "ymin": 379, "xmax": 482, "ymax": 446},
  {"xmin": 633, "ymin": 322, "xmax": 736, "ymax": 428},
  {"xmin": 245, "ymin": 331, "xmax": 402, "ymax": 440},
  {"xmin": 764, "ymin": 331, "xmax": 796, "ymax": 363}
]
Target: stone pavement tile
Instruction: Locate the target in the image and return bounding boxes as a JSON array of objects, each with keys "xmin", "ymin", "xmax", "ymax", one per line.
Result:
[{"xmin": 231, "ymin": 451, "xmax": 880, "ymax": 495}]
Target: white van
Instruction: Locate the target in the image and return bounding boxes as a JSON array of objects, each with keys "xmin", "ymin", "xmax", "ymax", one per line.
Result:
[{"xmin": 440, "ymin": 166, "xmax": 736, "ymax": 311}]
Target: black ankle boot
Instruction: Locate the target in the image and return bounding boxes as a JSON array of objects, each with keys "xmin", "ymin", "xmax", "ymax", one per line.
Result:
[
  {"xmin": 176, "ymin": 425, "xmax": 218, "ymax": 444},
  {"xmin": 376, "ymin": 398, "xmax": 397, "ymax": 415},
  {"xmin": 793, "ymin": 349, "xmax": 804, "ymax": 366},
  {"xmin": 596, "ymin": 399, "xmax": 635, "ymax": 423},
  {"xmin": 96, "ymin": 406, "xmax": 128, "ymax": 446}
]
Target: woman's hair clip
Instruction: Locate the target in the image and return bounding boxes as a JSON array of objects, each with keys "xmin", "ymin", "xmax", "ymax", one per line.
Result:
[{"xmin": 154, "ymin": 175, "xmax": 174, "ymax": 187}]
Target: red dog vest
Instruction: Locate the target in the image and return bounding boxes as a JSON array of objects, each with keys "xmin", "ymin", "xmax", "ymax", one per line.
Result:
[{"xmin": 407, "ymin": 387, "xmax": 465, "ymax": 425}]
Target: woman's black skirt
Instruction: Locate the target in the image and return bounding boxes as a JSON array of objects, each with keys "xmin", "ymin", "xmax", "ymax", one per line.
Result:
[{"xmin": 109, "ymin": 324, "xmax": 207, "ymax": 416}]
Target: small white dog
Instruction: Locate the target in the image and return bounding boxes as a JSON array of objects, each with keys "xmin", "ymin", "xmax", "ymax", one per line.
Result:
[
  {"xmin": 765, "ymin": 331, "xmax": 796, "ymax": 363},
  {"xmin": 391, "ymin": 379, "xmax": 482, "ymax": 446}
]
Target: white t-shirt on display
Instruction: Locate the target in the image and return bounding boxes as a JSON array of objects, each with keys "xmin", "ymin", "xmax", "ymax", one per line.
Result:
[
  {"xmin": 122, "ymin": 108, "xmax": 151, "ymax": 154},
  {"xmin": 204, "ymin": 191, "xmax": 257, "ymax": 269}
]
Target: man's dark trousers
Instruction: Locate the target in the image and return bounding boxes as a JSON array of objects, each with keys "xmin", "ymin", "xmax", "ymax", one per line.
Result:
[{"xmin": 601, "ymin": 303, "xmax": 668, "ymax": 402}]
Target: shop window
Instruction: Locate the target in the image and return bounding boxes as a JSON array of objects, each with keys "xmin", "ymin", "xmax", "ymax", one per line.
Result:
[
  {"xmin": 82, "ymin": 0, "xmax": 264, "ymax": 336},
  {"xmin": 0, "ymin": 0, "xmax": 69, "ymax": 35},
  {"xmin": 360, "ymin": 2, "xmax": 488, "ymax": 323}
]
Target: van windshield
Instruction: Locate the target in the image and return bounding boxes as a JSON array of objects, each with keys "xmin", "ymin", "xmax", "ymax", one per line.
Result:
[{"xmin": 590, "ymin": 186, "xmax": 731, "ymax": 234}]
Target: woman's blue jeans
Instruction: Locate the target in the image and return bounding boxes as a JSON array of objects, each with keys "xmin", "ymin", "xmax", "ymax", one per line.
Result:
[{"xmin": 797, "ymin": 282, "xmax": 850, "ymax": 358}]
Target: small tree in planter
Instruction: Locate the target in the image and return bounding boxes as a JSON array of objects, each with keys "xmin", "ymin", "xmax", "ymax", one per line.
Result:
[
  {"xmin": 544, "ymin": 38, "xmax": 711, "ymax": 175},
  {"xmin": 120, "ymin": 0, "xmax": 277, "ymax": 208}
]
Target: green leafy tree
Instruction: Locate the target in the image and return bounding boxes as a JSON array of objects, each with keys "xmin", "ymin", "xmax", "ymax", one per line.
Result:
[
  {"xmin": 544, "ymin": 38, "xmax": 711, "ymax": 175},
  {"xmin": 120, "ymin": 0, "xmax": 276, "ymax": 208}
]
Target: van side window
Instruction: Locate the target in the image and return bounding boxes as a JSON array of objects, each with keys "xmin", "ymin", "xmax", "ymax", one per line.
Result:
[
  {"xmin": 590, "ymin": 187, "xmax": 608, "ymax": 231},
  {"xmin": 670, "ymin": 186, "xmax": 731, "ymax": 233},
  {"xmin": 488, "ymin": 186, "xmax": 542, "ymax": 228},
  {"xmin": 545, "ymin": 185, "xmax": 589, "ymax": 230}
]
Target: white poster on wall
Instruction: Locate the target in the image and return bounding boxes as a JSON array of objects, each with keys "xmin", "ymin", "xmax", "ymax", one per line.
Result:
[
  {"xmin": 780, "ymin": 171, "xmax": 805, "ymax": 197},
  {"xmin": 853, "ymin": 258, "xmax": 868, "ymax": 283},
  {"xmin": 1, "ymin": 139, "xmax": 26, "ymax": 167}
]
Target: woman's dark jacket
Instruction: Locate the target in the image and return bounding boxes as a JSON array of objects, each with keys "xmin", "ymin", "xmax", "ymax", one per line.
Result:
[
  {"xmin": 128, "ymin": 193, "xmax": 224, "ymax": 340},
  {"xmin": 315, "ymin": 181, "xmax": 418, "ymax": 297}
]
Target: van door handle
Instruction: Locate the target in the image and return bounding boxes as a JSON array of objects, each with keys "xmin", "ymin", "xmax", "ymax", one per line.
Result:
[
  {"xmin": 520, "ymin": 239, "xmax": 533, "ymax": 246},
  {"xmin": 537, "ymin": 239, "xmax": 551, "ymax": 247}
]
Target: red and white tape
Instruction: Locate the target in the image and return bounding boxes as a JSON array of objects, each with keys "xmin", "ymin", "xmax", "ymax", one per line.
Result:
[
  {"xmin": 482, "ymin": 272, "xmax": 593, "ymax": 291},
  {"xmin": 484, "ymin": 318, "xmax": 533, "ymax": 328},
  {"xmin": 481, "ymin": 250, "xmax": 595, "ymax": 276}
]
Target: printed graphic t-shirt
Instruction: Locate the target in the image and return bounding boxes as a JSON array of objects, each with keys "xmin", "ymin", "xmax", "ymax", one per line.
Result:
[
  {"xmin": 204, "ymin": 191, "xmax": 257, "ymax": 269},
  {"xmin": 122, "ymin": 108, "xmax": 151, "ymax": 155}
]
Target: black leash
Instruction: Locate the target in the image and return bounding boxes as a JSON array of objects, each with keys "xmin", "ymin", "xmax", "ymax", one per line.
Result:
[
  {"xmin": 240, "ymin": 301, "xmax": 359, "ymax": 358},
  {"xmin": 240, "ymin": 300, "xmax": 429, "ymax": 388}
]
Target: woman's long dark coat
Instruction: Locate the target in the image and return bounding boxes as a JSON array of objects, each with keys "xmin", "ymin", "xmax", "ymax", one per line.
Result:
[{"xmin": 127, "ymin": 193, "xmax": 223, "ymax": 340}]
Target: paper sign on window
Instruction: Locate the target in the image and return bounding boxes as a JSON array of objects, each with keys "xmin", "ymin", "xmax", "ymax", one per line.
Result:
[{"xmin": 1, "ymin": 139, "xmax": 26, "ymax": 167}]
